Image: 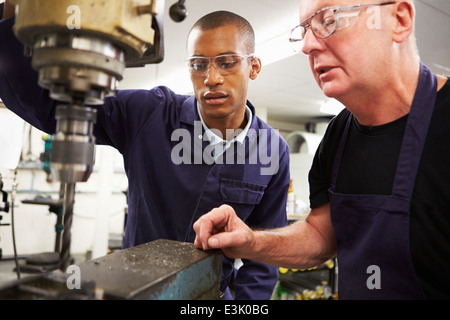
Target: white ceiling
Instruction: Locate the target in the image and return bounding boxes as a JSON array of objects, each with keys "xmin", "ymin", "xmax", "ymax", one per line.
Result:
[{"xmin": 119, "ymin": 0, "xmax": 450, "ymax": 126}]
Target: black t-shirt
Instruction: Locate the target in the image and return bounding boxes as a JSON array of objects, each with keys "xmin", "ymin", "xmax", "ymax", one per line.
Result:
[{"xmin": 309, "ymin": 78, "xmax": 450, "ymax": 299}]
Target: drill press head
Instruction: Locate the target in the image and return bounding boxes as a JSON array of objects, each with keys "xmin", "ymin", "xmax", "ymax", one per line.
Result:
[{"xmin": 9, "ymin": 0, "xmax": 165, "ymax": 183}]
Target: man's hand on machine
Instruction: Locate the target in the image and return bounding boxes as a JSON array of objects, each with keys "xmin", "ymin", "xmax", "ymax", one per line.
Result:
[{"xmin": 193, "ymin": 204, "xmax": 256, "ymax": 259}]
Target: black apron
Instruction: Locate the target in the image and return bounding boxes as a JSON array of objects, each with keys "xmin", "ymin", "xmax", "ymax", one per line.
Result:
[{"xmin": 329, "ymin": 64, "xmax": 437, "ymax": 299}]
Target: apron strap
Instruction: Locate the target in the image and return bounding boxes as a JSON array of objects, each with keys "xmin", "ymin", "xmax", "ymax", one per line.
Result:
[{"xmin": 392, "ymin": 64, "xmax": 438, "ymax": 199}]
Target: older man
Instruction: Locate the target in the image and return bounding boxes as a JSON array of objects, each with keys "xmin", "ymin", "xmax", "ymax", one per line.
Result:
[{"xmin": 194, "ymin": 0, "xmax": 450, "ymax": 299}]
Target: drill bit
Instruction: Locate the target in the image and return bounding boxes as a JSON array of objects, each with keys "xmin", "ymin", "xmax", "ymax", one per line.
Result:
[{"xmin": 59, "ymin": 182, "xmax": 76, "ymax": 272}]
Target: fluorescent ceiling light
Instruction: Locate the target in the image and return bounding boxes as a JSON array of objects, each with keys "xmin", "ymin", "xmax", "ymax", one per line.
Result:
[
  {"xmin": 320, "ymin": 99, "xmax": 345, "ymax": 115},
  {"xmin": 152, "ymin": 68, "xmax": 193, "ymax": 95},
  {"xmin": 432, "ymin": 63, "xmax": 450, "ymax": 75},
  {"xmin": 255, "ymin": 31, "xmax": 297, "ymax": 66}
]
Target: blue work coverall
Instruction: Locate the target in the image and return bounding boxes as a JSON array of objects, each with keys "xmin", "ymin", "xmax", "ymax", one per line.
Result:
[{"xmin": 0, "ymin": 14, "xmax": 290, "ymax": 299}]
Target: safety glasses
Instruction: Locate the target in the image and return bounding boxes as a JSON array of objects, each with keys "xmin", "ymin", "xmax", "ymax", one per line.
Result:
[
  {"xmin": 289, "ymin": 2, "xmax": 396, "ymax": 52},
  {"xmin": 185, "ymin": 53, "xmax": 254, "ymax": 76}
]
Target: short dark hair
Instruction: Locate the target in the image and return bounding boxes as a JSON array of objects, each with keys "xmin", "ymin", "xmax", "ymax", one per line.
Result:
[{"xmin": 189, "ymin": 11, "xmax": 256, "ymax": 54}]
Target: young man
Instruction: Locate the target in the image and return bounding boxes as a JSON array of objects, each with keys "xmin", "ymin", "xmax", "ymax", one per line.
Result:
[
  {"xmin": 0, "ymin": 5, "xmax": 290, "ymax": 300},
  {"xmin": 194, "ymin": 0, "xmax": 450, "ymax": 299}
]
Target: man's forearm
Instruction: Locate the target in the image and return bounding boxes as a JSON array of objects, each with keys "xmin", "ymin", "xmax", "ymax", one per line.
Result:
[
  {"xmin": 248, "ymin": 204, "xmax": 336, "ymax": 269},
  {"xmin": 2, "ymin": 1, "xmax": 15, "ymax": 19},
  {"xmin": 250, "ymin": 222, "xmax": 333, "ymax": 269}
]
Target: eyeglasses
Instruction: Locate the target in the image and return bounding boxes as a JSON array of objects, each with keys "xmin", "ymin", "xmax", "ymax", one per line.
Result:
[
  {"xmin": 289, "ymin": 2, "xmax": 396, "ymax": 52},
  {"xmin": 185, "ymin": 53, "xmax": 254, "ymax": 76}
]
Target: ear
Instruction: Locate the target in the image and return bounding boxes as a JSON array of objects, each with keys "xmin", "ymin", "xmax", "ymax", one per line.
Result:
[
  {"xmin": 249, "ymin": 56, "xmax": 262, "ymax": 80},
  {"xmin": 391, "ymin": 1, "xmax": 415, "ymax": 44}
]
